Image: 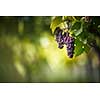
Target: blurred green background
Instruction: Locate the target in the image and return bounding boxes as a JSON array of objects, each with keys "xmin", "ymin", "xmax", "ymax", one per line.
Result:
[{"xmin": 0, "ymin": 16, "xmax": 99, "ymax": 82}]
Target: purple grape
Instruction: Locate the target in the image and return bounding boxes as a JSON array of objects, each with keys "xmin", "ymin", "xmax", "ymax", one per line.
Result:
[
  {"xmin": 63, "ymin": 32, "xmax": 75, "ymax": 58},
  {"xmin": 66, "ymin": 36, "xmax": 75, "ymax": 58},
  {"xmin": 55, "ymin": 27, "xmax": 64, "ymax": 49},
  {"xmin": 68, "ymin": 53, "xmax": 73, "ymax": 58},
  {"xmin": 56, "ymin": 31, "xmax": 63, "ymax": 43},
  {"xmin": 54, "ymin": 27, "xmax": 75, "ymax": 58},
  {"xmin": 63, "ymin": 32, "xmax": 69, "ymax": 44},
  {"xmin": 54, "ymin": 27, "xmax": 61, "ymax": 34},
  {"xmin": 58, "ymin": 43, "xmax": 64, "ymax": 49},
  {"xmin": 67, "ymin": 43, "xmax": 72, "ymax": 49}
]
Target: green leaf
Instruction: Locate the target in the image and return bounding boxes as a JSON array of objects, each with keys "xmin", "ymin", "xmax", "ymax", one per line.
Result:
[
  {"xmin": 78, "ymin": 31, "xmax": 88, "ymax": 40},
  {"xmin": 71, "ymin": 21, "xmax": 83, "ymax": 36},
  {"xmin": 73, "ymin": 28, "xmax": 83, "ymax": 36},
  {"xmin": 62, "ymin": 16, "xmax": 76, "ymax": 21},
  {"xmin": 84, "ymin": 44, "xmax": 90, "ymax": 53},
  {"xmin": 50, "ymin": 16, "xmax": 63, "ymax": 33},
  {"xmin": 71, "ymin": 21, "xmax": 81, "ymax": 31},
  {"xmin": 74, "ymin": 37, "xmax": 91, "ymax": 57},
  {"xmin": 74, "ymin": 38, "xmax": 84, "ymax": 57},
  {"xmin": 75, "ymin": 16, "xmax": 82, "ymax": 20}
]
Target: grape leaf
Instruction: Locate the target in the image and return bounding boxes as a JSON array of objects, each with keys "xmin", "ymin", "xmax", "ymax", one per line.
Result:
[
  {"xmin": 75, "ymin": 16, "xmax": 82, "ymax": 20},
  {"xmin": 74, "ymin": 37, "xmax": 91, "ymax": 57},
  {"xmin": 71, "ymin": 21, "xmax": 83, "ymax": 36},
  {"xmin": 62, "ymin": 16, "xmax": 76, "ymax": 21},
  {"xmin": 77, "ymin": 31, "xmax": 88, "ymax": 41},
  {"xmin": 73, "ymin": 28, "xmax": 83, "ymax": 36},
  {"xmin": 50, "ymin": 16, "xmax": 63, "ymax": 33},
  {"xmin": 71, "ymin": 21, "xmax": 81, "ymax": 31},
  {"xmin": 84, "ymin": 44, "xmax": 90, "ymax": 53},
  {"xmin": 74, "ymin": 38, "xmax": 84, "ymax": 57}
]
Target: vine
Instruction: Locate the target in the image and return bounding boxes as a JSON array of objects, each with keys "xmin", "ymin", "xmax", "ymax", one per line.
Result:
[{"xmin": 50, "ymin": 16, "xmax": 100, "ymax": 58}]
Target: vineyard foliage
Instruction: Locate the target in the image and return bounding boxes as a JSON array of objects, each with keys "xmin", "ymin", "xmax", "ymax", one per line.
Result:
[{"xmin": 50, "ymin": 16, "xmax": 100, "ymax": 57}]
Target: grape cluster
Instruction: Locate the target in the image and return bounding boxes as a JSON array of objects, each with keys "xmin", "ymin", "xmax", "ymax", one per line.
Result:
[
  {"xmin": 65, "ymin": 36, "xmax": 75, "ymax": 58},
  {"xmin": 54, "ymin": 27, "xmax": 75, "ymax": 58},
  {"xmin": 54, "ymin": 27, "xmax": 64, "ymax": 49}
]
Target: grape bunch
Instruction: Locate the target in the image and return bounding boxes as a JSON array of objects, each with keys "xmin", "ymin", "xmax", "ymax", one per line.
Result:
[
  {"xmin": 54, "ymin": 27, "xmax": 75, "ymax": 58},
  {"xmin": 65, "ymin": 36, "xmax": 75, "ymax": 58},
  {"xmin": 54, "ymin": 27, "xmax": 64, "ymax": 49}
]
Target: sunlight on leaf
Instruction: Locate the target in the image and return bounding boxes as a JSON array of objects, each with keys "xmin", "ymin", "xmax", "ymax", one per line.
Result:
[{"xmin": 50, "ymin": 16, "xmax": 63, "ymax": 33}]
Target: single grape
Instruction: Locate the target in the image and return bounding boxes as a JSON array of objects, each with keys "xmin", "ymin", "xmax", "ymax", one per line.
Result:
[
  {"xmin": 54, "ymin": 27, "xmax": 62, "ymax": 35},
  {"xmin": 58, "ymin": 43, "xmax": 64, "ymax": 49}
]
